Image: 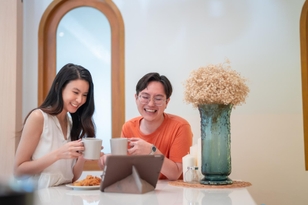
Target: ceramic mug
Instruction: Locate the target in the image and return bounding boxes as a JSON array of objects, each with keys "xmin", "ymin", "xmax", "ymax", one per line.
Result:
[
  {"xmin": 82, "ymin": 138, "xmax": 102, "ymax": 160},
  {"xmin": 110, "ymin": 138, "xmax": 128, "ymax": 155}
]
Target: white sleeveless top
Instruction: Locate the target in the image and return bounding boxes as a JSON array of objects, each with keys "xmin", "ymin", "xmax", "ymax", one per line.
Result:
[{"xmin": 30, "ymin": 109, "xmax": 76, "ymax": 189}]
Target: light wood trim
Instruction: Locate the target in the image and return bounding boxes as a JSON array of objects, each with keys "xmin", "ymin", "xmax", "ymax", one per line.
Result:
[
  {"xmin": 300, "ymin": 0, "xmax": 308, "ymax": 171},
  {"xmin": 38, "ymin": 0, "xmax": 125, "ymax": 170},
  {"xmin": 0, "ymin": 0, "xmax": 23, "ymax": 177}
]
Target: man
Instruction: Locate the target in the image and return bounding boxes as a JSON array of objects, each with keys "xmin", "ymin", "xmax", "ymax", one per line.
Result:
[{"xmin": 121, "ymin": 72, "xmax": 193, "ymax": 180}]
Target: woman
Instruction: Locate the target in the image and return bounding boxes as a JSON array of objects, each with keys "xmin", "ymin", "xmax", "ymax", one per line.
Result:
[{"xmin": 14, "ymin": 63, "xmax": 95, "ymax": 188}]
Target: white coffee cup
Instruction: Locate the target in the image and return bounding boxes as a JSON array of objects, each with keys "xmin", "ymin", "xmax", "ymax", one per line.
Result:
[
  {"xmin": 82, "ymin": 138, "xmax": 102, "ymax": 160},
  {"xmin": 110, "ymin": 138, "xmax": 128, "ymax": 155}
]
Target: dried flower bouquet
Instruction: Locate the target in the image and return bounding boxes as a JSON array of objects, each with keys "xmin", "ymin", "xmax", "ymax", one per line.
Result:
[{"xmin": 184, "ymin": 60, "xmax": 249, "ymax": 108}]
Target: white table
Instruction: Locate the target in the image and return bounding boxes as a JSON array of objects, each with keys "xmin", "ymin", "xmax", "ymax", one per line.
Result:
[{"xmin": 33, "ymin": 171, "xmax": 257, "ymax": 205}]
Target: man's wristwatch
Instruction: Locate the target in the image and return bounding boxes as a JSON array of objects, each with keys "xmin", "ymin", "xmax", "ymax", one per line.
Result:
[{"xmin": 150, "ymin": 144, "xmax": 157, "ymax": 155}]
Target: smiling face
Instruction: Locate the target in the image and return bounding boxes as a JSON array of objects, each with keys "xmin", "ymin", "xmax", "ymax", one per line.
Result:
[
  {"xmin": 135, "ymin": 81, "xmax": 170, "ymax": 123},
  {"xmin": 62, "ymin": 79, "xmax": 89, "ymax": 113}
]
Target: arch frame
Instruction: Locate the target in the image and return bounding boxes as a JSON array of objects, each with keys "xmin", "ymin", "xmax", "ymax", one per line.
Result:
[
  {"xmin": 38, "ymin": 0, "xmax": 125, "ymax": 170},
  {"xmin": 300, "ymin": 0, "xmax": 308, "ymax": 170}
]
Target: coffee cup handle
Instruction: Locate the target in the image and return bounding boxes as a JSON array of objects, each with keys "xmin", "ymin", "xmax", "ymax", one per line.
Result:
[{"xmin": 78, "ymin": 141, "xmax": 84, "ymax": 154}]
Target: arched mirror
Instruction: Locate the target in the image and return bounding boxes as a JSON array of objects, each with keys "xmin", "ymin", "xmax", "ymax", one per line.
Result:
[
  {"xmin": 57, "ymin": 7, "xmax": 112, "ymax": 153},
  {"xmin": 38, "ymin": 0, "xmax": 125, "ymax": 170}
]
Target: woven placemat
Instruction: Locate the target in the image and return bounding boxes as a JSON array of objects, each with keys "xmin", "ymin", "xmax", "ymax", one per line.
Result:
[{"xmin": 168, "ymin": 180, "xmax": 251, "ymax": 189}]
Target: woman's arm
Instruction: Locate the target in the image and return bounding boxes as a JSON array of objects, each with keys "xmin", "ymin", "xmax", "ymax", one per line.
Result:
[
  {"xmin": 73, "ymin": 146, "xmax": 105, "ymax": 181},
  {"xmin": 14, "ymin": 110, "xmax": 49, "ymax": 176},
  {"xmin": 72, "ymin": 156, "xmax": 86, "ymax": 182},
  {"xmin": 14, "ymin": 110, "xmax": 84, "ymax": 177}
]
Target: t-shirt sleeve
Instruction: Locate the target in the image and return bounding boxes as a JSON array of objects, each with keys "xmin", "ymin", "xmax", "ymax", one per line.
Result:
[
  {"xmin": 168, "ymin": 123, "xmax": 193, "ymax": 163},
  {"xmin": 121, "ymin": 117, "xmax": 141, "ymax": 138}
]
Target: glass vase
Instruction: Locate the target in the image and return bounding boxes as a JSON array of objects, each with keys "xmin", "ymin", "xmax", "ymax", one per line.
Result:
[{"xmin": 198, "ymin": 104, "xmax": 233, "ymax": 185}]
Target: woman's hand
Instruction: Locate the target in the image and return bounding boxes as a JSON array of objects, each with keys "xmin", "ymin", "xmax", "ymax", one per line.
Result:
[
  {"xmin": 127, "ymin": 138, "xmax": 152, "ymax": 155},
  {"xmin": 56, "ymin": 139, "xmax": 84, "ymax": 160},
  {"xmin": 99, "ymin": 153, "xmax": 109, "ymax": 170}
]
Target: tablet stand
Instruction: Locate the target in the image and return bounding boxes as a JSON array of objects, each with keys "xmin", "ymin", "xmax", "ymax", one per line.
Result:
[{"xmin": 104, "ymin": 166, "xmax": 155, "ymax": 194}]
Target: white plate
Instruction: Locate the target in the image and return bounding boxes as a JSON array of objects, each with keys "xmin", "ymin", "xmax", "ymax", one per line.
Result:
[{"xmin": 66, "ymin": 184, "xmax": 100, "ymax": 190}]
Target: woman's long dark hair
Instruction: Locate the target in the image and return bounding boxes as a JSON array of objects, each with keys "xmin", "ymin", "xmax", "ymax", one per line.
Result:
[{"xmin": 24, "ymin": 63, "xmax": 95, "ymax": 141}]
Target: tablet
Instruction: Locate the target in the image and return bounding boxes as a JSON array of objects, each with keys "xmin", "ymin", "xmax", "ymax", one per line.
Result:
[{"xmin": 100, "ymin": 154, "xmax": 164, "ymax": 192}]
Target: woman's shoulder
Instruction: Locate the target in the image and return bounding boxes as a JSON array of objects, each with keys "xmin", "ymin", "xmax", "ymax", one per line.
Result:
[
  {"xmin": 28, "ymin": 109, "xmax": 44, "ymax": 120},
  {"xmin": 23, "ymin": 109, "xmax": 45, "ymax": 131}
]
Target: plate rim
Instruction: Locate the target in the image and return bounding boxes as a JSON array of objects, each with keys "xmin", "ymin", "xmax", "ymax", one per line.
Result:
[{"xmin": 65, "ymin": 183, "xmax": 100, "ymax": 190}]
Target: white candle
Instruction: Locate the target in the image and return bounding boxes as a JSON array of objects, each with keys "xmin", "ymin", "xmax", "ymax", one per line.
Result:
[
  {"xmin": 182, "ymin": 153, "xmax": 196, "ymax": 182},
  {"xmin": 197, "ymin": 137, "xmax": 202, "ymax": 168},
  {"xmin": 190, "ymin": 144, "xmax": 198, "ymax": 166}
]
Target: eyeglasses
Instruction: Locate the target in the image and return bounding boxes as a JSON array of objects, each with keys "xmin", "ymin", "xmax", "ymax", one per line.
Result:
[{"xmin": 138, "ymin": 94, "xmax": 166, "ymax": 106}]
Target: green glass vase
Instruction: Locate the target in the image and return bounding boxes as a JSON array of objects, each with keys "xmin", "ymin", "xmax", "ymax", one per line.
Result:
[{"xmin": 198, "ymin": 104, "xmax": 233, "ymax": 185}]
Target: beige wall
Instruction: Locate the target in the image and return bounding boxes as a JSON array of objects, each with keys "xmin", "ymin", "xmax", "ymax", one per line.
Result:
[
  {"xmin": 2, "ymin": 0, "xmax": 308, "ymax": 205},
  {"xmin": 0, "ymin": 0, "xmax": 23, "ymax": 180}
]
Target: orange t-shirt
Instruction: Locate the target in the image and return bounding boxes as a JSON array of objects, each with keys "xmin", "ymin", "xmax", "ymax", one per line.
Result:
[{"xmin": 121, "ymin": 113, "xmax": 193, "ymax": 179}]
